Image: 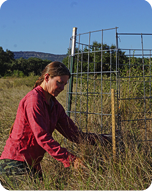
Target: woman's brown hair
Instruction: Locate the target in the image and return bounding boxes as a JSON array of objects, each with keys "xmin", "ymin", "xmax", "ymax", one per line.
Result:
[{"xmin": 33, "ymin": 61, "xmax": 71, "ymax": 89}]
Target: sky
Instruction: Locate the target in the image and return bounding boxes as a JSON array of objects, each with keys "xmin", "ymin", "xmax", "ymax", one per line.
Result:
[{"xmin": 0, "ymin": 0, "xmax": 152, "ymax": 55}]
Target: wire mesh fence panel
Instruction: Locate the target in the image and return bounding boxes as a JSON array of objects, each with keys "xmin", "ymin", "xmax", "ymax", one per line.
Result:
[
  {"xmin": 66, "ymin": 27, "xmax": 118, "ymax": 135},
  {"xmin": 117, "ymin": 33, "xmax": 152, "ymax": 144},
  {"xmin": 66, "ymin": 27, "xmax": 152, "ymax": 144}
]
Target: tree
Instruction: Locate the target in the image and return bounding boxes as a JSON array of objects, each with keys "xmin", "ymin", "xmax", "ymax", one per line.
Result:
[
  {"xmin": 0, "ymin": 47, "xmax": 15, "ymax": 76},
  {"xmin": 63, "ymin": 41, "xmax": 127, "ymax": 74}
]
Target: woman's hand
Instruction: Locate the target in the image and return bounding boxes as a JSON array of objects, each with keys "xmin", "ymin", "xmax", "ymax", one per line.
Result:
[
  {"xmin": 85, "ymin": 133, "xmax": 112, "ymax": 146},
  {"xmin": 100, "ymin": 134, "xmax": 112, "ymax": 145},
  {"xmin": 73, "ymin": 157, "xmax": 87, "ymax": 170}
]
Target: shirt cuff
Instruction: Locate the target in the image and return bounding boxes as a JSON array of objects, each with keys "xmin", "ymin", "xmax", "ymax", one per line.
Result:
[{"xmin": 63, "ymin": 153, "xmax": 76, "ymax": 168}]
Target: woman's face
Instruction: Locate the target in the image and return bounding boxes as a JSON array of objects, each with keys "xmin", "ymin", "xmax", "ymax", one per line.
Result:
[{"xmin": 46, "ymin": 75, "xmax": 69, "ymax": 97}]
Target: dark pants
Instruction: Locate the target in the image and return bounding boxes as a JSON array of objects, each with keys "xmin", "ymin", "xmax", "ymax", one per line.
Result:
[{"xmin": 0, "ymin": 159, "xmax": 43, "ymax": 189}]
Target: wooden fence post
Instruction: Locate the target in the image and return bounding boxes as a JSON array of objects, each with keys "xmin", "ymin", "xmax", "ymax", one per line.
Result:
[{"xmin": 111, "ymin": 89, "xmax": 116, "ymax": 161}]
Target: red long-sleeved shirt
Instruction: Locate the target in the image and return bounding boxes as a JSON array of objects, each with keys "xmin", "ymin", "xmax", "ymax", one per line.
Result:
[{"xmin": 0, "ymin": 86, "xmax": 81, "ymax": 170}]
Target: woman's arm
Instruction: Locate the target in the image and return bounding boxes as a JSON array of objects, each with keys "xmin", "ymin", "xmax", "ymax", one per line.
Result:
[
  {"xmin": 56, "ymin": 105, "xmax": 99, "ymax": 145},
  {"xmin": 56, "ymin": 104, "xmax": 112, "ymax": 146}
]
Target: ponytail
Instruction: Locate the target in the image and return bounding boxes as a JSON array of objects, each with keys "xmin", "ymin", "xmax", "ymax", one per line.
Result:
[
  {"xmin": 33, "ymin": 76, "xmax": 44, "ymax": 89},
  {"xmin": 9, "ymin": 123, "xmax": 14, "ymax": 135}
]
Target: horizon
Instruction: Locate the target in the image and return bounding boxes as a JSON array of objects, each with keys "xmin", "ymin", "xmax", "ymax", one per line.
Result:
[{"xmin": 11, "ymin": 50, "xmax": 67, "ymax": 55}]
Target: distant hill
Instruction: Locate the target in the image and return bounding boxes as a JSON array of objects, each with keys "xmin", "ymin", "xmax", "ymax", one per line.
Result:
[{"xmin": 13, "ymin": 51, "xmax": 67, "ymax": 62}]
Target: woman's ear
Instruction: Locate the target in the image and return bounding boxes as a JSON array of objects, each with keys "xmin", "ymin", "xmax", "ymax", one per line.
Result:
[{"xmin": 44, "ymin": 73, "xmax": 50, "ymax": 82}]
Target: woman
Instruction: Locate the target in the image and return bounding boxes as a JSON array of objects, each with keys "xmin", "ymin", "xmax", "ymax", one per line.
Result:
[{"xmin": 0, "ymin": 61, "xmax": 107, "ymax": 179}]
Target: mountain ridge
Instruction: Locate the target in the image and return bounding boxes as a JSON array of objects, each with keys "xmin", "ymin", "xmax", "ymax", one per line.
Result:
[{"xmin": 13, "ymin": 51, "xmax": 67, "ymax": 62}]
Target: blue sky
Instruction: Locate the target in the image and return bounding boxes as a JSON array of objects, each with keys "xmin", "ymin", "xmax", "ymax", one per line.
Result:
[{"xmin": 0, "ymin": 0, "xmax": 152, "ymax": 54}]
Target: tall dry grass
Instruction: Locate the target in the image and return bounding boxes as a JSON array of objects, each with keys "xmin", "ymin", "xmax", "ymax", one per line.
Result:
[{"xmin": 0, "ymin": 76, "xmax": 152, "ymax": 190}]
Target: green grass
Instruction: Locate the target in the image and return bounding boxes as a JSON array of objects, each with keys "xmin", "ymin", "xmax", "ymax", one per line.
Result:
[{"xmin": 0, "ymin": 76, "xmax": 152, "ymax": 190}]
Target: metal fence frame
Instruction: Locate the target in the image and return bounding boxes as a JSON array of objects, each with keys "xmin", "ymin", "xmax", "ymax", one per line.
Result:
[
  {"xmin": 66, "ymin": 27, "xmax": 152, "ymax": 143},
  {"xmin": 117, "ymin": 32, "xmax": 152, "ymax": 143}
]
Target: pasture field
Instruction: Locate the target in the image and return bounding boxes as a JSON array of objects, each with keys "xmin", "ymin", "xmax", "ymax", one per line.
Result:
[{"xmin": 0, "ymin": 76, "xmax": 152, "ymax": 190}]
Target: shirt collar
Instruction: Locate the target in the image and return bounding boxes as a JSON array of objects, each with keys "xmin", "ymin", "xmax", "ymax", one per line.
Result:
[{"xmin": 35, "ymin": 85, "xmax": 58, "ymax": 106}]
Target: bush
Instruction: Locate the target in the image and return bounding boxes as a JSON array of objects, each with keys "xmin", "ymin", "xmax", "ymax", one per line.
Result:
[{"xmin": 12, "ymin": 70, "xmax": 24, "ymax": 77}]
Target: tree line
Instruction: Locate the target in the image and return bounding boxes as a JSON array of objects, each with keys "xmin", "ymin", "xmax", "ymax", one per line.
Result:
[
  {"xmin": 63, "ymin": 42, "xmax": 127, "ymax": 73},
  {"xmin": 62, "ymin": 41, "xmax": 151, "ymax": 75},
  {"xmin": 0, "ymin": 47, "xmax": 52, "ymax": 77},
  {"xmin": 0, "ymin": 42, "xmax": 151, "ymax": 77}
]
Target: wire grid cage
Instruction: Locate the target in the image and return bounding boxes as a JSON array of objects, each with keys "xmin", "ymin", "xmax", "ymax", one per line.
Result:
[
  {"xmin": 117, "ymin": 32, "xmax": 152, "ymax": 144},
  {"xmin": 66, "ymin": 27, "xmax": 152, "ymax": 143},
  {"xmin": 66, "ymin": 27, "xmax": 119, "ymax": 135}
]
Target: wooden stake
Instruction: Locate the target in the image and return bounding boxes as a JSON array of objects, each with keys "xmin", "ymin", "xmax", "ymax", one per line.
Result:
[{"xmin": 111, "ymin": 89, "xmax": 116, "ymax": 161}]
